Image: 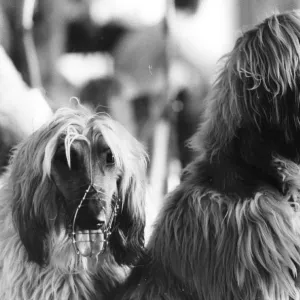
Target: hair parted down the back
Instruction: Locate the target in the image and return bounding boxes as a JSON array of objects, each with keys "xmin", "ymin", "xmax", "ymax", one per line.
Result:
[
  {"xmin": 194, "ymin": 10, "xmax": 300, "ymax": 159},
  {"xmin": 113, "ymin": 10, "xmax": 300, "ymax": 300}
]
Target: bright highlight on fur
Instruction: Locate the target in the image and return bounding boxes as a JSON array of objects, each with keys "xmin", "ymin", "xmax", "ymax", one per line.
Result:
[
  {"xmin": 114, "ymin": 10, "xmax": 300, "ymax": 300},
  {"xmin": 0, "ymin": 107, "xmax": 148, "ymax": 300}
]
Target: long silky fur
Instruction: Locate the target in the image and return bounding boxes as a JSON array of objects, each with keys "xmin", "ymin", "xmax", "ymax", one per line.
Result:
[
  {"xmin": 115, "ymin": 10, "xmax": 300, "ymax": 300},
  {"xmin": 0, "ymin": 107, "xmax": 147, "ymax": 300}
]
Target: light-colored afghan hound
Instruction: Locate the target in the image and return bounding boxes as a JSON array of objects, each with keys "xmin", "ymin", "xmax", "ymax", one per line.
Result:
[
  {"xmin": 0, "ymin": 107, "xmax": 147, "ymax": 300},
  {"xmin": 115, "ymin": 10, "xmax": 300, "ymax": 300}
]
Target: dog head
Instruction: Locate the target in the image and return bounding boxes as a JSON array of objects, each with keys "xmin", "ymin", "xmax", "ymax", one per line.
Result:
[
  {"xmin": 10, "ymin": 107, "xmax": 147, "ymax": 267},
  {"xmin": 192, "ymin": 10, "xmax": 300, "ymax": 167}
]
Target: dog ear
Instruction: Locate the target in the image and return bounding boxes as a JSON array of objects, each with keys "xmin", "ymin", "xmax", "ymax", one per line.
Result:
[
  {"xmin": 10, "ymin": 135, "xmax": 58, "ymax": 266},
  {"xmin": 109, "ymin": 174, "xmax": 146, "ymax": 266}
]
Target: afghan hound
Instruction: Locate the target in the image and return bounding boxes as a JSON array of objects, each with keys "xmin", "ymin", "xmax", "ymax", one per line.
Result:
[
  {"xmin": 0, "ymin": 107, "xmax": 147, "ymax": 300},
  {"xmin": 115, "ymin": 10, "xmax": 300, "ymax": 300}
]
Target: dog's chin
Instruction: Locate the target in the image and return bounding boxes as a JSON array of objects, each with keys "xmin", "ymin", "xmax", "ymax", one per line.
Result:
[{"xmin": 75, "ymin": 228, "xmax": 106, "ymax": 257}]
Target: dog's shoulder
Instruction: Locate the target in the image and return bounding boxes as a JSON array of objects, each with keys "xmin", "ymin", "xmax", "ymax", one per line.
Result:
[{"xmin": 178, "ymin": 155, "xmax": 284, "ymax": 204}]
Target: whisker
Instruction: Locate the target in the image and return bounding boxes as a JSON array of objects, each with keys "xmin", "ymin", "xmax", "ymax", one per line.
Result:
[
  {"xmin": 75, "ymin": 202, "xmax": 106, "ymax": 209},
  {"xmin": 77, "ymin": 183, "xmax": 90, "ymax": 189},
  {"xmin": 97, "ymin": 191, "xmax": 107, "ymax": 196},
  {"xmin": 66, "ymin": 198, "xmax": 106, "ymax": 206},
  {"xmin": 66, "ymin": 189, "xmax": 112, "ymax": 203}
]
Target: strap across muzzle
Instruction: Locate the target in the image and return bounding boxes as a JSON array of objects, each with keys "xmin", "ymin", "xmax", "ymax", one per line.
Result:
[{"xmin": 70, "ymin": 183, "xmax": 122, "ymax": 257}]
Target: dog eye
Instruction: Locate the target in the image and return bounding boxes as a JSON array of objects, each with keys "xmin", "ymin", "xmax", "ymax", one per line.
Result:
[{"xmin": 106, "ymin": 150, "xmax": 115, "ymax": 165}]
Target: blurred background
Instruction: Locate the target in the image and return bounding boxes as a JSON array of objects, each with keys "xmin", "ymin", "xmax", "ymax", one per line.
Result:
[{"xmin": 0, "ymin": 0, "xmax": 299, "ymax": 231}]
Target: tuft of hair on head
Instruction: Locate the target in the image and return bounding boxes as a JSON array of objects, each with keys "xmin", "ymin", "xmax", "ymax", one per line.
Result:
[
  {"xmin": 69, "ymin": 96, "xmax": 83, "ymax": 109},
  {"xmin": 64, "ymin": 124, "xmax": 89, "ymax": 169}
]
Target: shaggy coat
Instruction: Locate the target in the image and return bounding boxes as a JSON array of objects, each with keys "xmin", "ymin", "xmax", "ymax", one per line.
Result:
[
  {"xmin": 0, "ymin": 108, "xmax": 147, "ymax": 300},
  {"xmin": 115, "ymin": 10, "xmax": 300, "ymax": 300}
]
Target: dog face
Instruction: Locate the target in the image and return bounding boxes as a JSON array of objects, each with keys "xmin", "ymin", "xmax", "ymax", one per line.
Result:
[
  {"xmin": 10, "ymin": 108, "xmax": 147, "ymax": 266},
  {"xmin": 51, "ymin": 132, "xmax": 122, "ymax": 257}
]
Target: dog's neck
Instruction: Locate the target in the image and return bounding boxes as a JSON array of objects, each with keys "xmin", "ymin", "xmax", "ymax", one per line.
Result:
[{"xmin": 188, "ymin": 130, "xmax": 300, "ymax": 200}]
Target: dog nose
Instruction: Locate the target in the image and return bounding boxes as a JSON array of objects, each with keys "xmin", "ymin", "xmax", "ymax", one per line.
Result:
[
  {"xmin": 96, "ymin": 210, "xmax": 106, "ymax": 229},
  {"xmin": 96, "ymin": 220, "xmax": 105, "ymax": 229},
  {"xmin": 75, "ymin": 204, "xmax": 107, "ymax": 230}
]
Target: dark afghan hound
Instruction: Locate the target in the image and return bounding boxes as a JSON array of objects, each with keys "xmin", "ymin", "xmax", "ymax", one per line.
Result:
[
  {"xmin": 115, "ymin": 10, "xmax": 300, "ymax": 300},
  {"xmin": 0, "ymin": 107, "xmax": 147, "ymax": 300}
]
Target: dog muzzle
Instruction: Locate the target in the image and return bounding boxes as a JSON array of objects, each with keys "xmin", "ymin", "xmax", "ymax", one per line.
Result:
[{"xmin": 70, "ymin": 184, "xmax": 121, "ymax": 257}]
